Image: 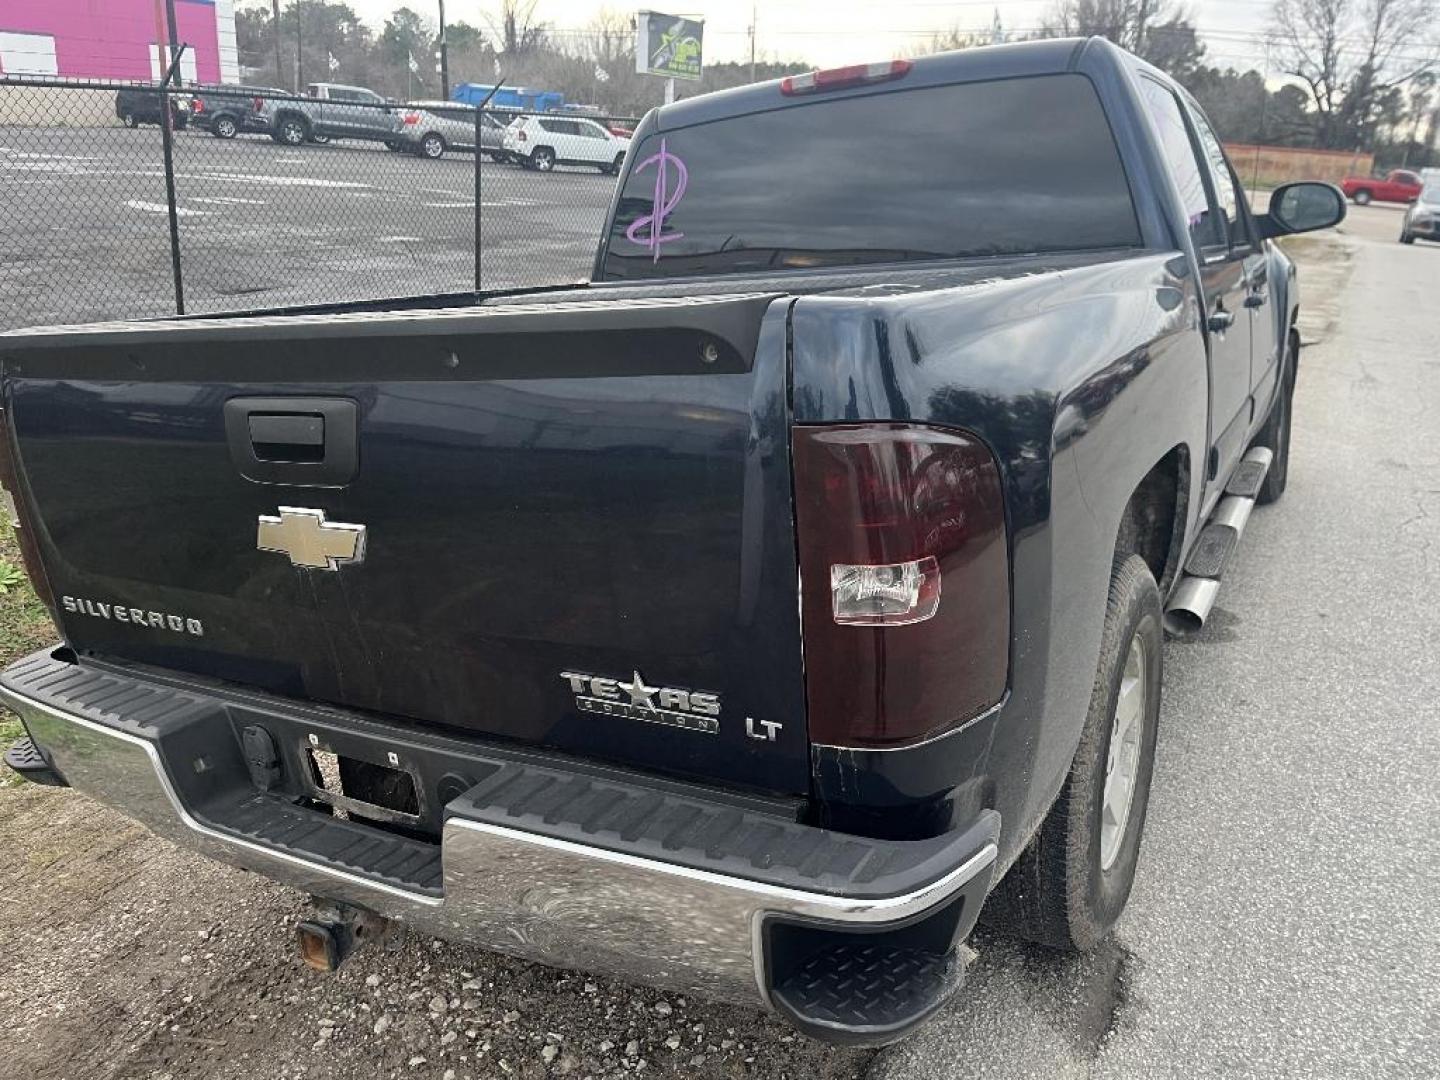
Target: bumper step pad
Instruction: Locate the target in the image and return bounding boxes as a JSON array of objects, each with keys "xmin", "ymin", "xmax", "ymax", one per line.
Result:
[
  {"xmin": 3, "ymin": 735, "xmax": 66, "ymax": 786},
  {"xmin": 772, "ymin": 942, "xmax": 961, "ymax": 1041}
]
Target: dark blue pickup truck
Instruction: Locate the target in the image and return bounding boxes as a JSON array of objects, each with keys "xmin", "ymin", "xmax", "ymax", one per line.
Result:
[{"xmin": 0, "ymin": 38, "xmax": 1342, "ymax": 1045}]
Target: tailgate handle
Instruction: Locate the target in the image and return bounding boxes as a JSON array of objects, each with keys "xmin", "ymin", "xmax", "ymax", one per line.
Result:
[
  {"xmin": 248, "ymin": 413, "xmax": 325, "ymax": 461},
  {"xmin": 224, "ymin": 398, "xmax": 358, "ymax": 487}
]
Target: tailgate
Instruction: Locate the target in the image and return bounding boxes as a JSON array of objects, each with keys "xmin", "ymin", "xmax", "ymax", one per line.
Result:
[{"xmin": 2, "ymin": 294, "xmax": 811, "ymax": 793}]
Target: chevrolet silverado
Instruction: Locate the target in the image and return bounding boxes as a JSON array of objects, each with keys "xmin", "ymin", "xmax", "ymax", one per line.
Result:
[{"xmin": 0, "ymin": 39, "xmax": 1344, "ymax": 1045}]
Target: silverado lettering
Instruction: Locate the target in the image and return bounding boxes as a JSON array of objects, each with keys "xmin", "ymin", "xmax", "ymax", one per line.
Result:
[{"xmin": 60, "ymin": 596, "xmax": 203, "ymax": 636}]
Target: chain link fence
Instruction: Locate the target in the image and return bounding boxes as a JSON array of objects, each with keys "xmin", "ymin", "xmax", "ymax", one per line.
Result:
[{"xmin": 0, "ymin": 75, "xmax": 640, "ymax": 331}]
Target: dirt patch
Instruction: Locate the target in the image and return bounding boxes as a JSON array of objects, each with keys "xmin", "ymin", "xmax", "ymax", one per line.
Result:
[{"xmin": 1278, "ymin": 231, "xmax": 1357, "ymax": 345}]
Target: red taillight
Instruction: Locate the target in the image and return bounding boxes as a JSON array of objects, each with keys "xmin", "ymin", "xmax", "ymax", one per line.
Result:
[
  {"xmin": 402, "ymin": 112, "xmax": 420, "ymax": 125},
  {"xmin": 792, "ymin": 423, "xmax": 1008, "ymax": 748},
  {"xmin": 253, "ymin": 96, "xmax": 264, "ymax": 112},
  {"xmin": 191, "ymin": 98, "xmax": 204, "ymax": 113},
  {"xmin": 0, "ymin": 406, "xmax": 57, "ymax": 624},
  {"xmin": 781, "ymin": 59, "xmax": 913, "ymax": 96}
]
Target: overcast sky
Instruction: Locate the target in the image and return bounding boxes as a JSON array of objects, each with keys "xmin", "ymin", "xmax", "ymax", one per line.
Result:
[{"xmin": 318, "ymin": 0, "xmax": 1279, "ymax": 72}]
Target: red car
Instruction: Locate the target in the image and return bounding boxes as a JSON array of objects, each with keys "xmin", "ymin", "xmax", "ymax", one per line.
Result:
[{"xmin": 1341, "ymin": 169, "xmax": 1422, "ymax": 205}]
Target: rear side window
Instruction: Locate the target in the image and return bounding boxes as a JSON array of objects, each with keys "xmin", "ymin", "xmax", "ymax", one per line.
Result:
[
  {"xmin": 600, "ymin": 73, "xmax": 1140, "ymax": 280},
  {"xmin": 1137, "ymin": 78, "xmax": 1223, "ymax": 251}
]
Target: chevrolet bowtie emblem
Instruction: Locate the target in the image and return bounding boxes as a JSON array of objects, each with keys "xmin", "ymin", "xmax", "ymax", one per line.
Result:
[{"xmin": 257, "ymin": 507, "xmax": 366, "ymax": 570}]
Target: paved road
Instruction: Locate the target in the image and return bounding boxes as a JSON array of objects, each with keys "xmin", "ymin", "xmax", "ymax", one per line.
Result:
[
  {"xmin": 0, "ymin": 124, "xmax": 614, "ymax": 330},
  {"xmin": 874, "ymin": 203, "xmax": 1439, "ymax": 1079}
]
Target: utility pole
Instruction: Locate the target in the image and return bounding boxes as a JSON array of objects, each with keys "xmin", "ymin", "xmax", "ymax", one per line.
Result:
[
  {"xmin": 271, "ymin": 0, "xmax": 285, "ymax": 87},
  {"xmin": 164, "ymin": 0, "xmax": 182, "ymax": 83},
  {"xmin": 438, "ymin": 0, "xmax": 450, "ymax": 99},
  {"xmin": 748, "ymin": 3, "xmax": 756, "ymax": 84},
  {"xmin": 296, "ymin": 1, "xmax": 304, "ymax": 91}
]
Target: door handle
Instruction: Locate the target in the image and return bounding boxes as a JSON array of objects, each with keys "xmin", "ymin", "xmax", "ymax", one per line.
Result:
[
  {"xmin": 1207, "ymin": 310, "xmax": 1235, "ymax": 333},
  {"xmin": 224, "ymin": 397, "xmax": 358, "ymax": 487},
  {"xmin": 1244, "ymin": 291, "xmax": 1267, "ymax": 309}
]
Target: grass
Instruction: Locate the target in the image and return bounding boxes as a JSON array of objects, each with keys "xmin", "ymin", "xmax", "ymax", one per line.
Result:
[{"xmin": 0, "ymin": 517, "xmax": 60, "ymax": 786}]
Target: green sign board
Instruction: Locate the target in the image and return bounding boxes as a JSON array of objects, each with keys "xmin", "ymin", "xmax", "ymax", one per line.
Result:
[{"xmin": 635, "ymin": 11, "xmax": 704, "ymax": 81}]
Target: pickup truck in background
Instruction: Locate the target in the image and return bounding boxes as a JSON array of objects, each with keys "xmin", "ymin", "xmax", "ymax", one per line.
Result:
[
  {"xmin": 1341, "ymin": 168, "xmax": 1422, "ymax": 205},
  {"xmin": 262, "ymin": 82, "xmax": 400, "ymax": 147},
  {"xmin": 189, "ymin": 84, "xmax": 282, "ymax": 140},
  {"xmin": 0, "ymin": 39, "xmax": 1343, "ymax": 1046}
]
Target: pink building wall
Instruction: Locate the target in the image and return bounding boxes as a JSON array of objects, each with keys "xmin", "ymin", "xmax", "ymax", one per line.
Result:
[{"xmin": 0, "ymin": 0, "xmax": 222, "ymax": 83}]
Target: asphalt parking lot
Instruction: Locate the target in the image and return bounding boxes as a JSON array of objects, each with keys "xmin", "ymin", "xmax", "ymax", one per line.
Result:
[
  {"xmin": 0, "ymin": 201, "xmax": 1435, "ymax": 1080},
  {"xmin": 0, "ymin": 124, "xmax": 615, "ymax": 331}
]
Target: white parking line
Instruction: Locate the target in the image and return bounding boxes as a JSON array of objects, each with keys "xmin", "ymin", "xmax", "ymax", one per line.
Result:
[
  {"xmin": 0, "ymin": 149, "xmax": 99, "ymax": 162},
  {"xmin": 190, "ymin": 196, "xmax": 267, "ymax": 206},
  {"xmin": 423, "ymin": 201, "xmax": 474, "ymax": 208},
  {"xmin": 125, "ymin": 200, "xmax": 209, "ymax": 217},
  {"xmin": 377, "ymin": 236, "xmax": 424, "ymax": 243},
  {"xmin": 173, "ymin": 171, "xmax": 370, "ymax": 189}
]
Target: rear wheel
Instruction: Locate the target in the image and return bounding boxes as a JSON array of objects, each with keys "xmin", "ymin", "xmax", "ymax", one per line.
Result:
[
  {"xmin": 1353, "ymin": 189, "xmax": 1373, "ymax": 206},
  {"xmin": 213, "ymin": 115, "xmax": 238, "ymax": 139},
  {"xmin": 122, "ymin": 112, "xmax": 138, "ymax": 128},
  {"xmin": 984, "ymin": 554, "xmax": 1163, "ymax": 951},
  {"xmin": 420, "ymin": 133, "xmax": 445, "ymax": 159},
  {"xmin": 529, "ymin": 146, "xmax": 556, "ymax": 172},
  {"xmin": 277, "ymin": 117, "xmax": 308, "ymax": 146},
  {"xmin": 1254, "ymin": 332, "xmax": 1296, "ymax": 505},
  {"xmin": 310, "ymin": 133, "xmax": 331, "ymax": 145},
  {"xmin": 1400, "ymin": 229, "xmax": 1415, "ymax": 244}
]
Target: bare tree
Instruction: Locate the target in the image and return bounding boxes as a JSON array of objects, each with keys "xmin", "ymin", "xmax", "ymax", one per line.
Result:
[
  {"xmin": 486, "ymin": 0, "xmax": 547, "ymax": 56},
  {"xmin": 1272, "ymin": 0, "xmax": 1438, "ymax": 148}
]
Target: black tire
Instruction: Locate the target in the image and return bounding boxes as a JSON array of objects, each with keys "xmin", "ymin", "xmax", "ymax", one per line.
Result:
[
  {"xmin": 1352, "ymin": 189, "xmax": 1373, "ymax": 206},
  {"xmin": 212, "ymin": 115, "xmax": 238, "ymax": 139},
  {"xmin": 277, "ymin": 116, "xmax": 308, "ymax": 146},
  {"xmin": 984, "ymin": 554, "xmax": 1163, "ymax": 951},
  {"xmin": 530, "ymin": 146, "xmax": 556, "ymax": 172},
  {"xmin": 1400, "ymin": 230, "xmax": 1415, "ymax": 244},
  {"xmin": 607, "ymin": 152, "xmax": 625, "ymax": 176},
  {"xmin": 122, "ymin": 112, "xmax": 138, "ymax": 129},
  {"xmin": 420, "ymin": 133, "xmax": 445, "ymax": 159},
  {"xmin": 310, "ymin": 133, "xmax": 331, "ymax": 145},
  {"xmin": 1254, "ymin": 332, "xmax": 1296, "ymax": 505},
  {"xmin": 385, "ymin": 140, "xmax": 404, "ymax": 152}
]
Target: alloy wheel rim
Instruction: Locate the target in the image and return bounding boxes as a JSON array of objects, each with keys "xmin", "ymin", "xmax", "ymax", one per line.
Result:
[{"xmin": 1100, "ymin": 633, "xmax": 1146, "ymax": 871}]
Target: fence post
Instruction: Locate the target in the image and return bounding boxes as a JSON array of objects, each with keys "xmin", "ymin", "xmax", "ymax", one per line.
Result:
[
  {"xmin": 474, "ymin": 105, "xmax": 482, "ymax": 293},
  {"xmin": 159, "ymin": 47, "xmax": 188, "ymax": 316}
]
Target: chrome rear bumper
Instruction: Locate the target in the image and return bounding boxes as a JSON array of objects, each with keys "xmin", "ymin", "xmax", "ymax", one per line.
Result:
[{"xmin": 2, "ymin": 649, "xmax": 997, "ymax": 1040}]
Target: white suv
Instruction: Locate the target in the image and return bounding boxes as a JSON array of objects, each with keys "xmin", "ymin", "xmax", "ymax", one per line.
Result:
[{"xmin": 503, "ymin": 115, "xmax": 630, "ymax": 174}]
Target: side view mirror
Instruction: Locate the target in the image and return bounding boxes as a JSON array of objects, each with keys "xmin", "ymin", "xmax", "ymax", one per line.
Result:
[{"xmin": 1258, "ymin": 181, "xmax": 1346, "ymax": 239}]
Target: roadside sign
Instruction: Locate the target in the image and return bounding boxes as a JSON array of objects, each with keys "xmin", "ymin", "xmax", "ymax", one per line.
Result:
[{"xmin": 635, "ymin": 11, "xmax": 703, "ymax": 81}]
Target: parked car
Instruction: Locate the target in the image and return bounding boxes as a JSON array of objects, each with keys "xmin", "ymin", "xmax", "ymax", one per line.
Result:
[
  {"xmin": 391, "ymin": 102, "xmax": 509, "ymax": 160},
  {"xmin": 1399, "ymin": 183, "xmax": 1440, "ymax": 243},
  {"xmin": 503, "ymin": 114, "xmax": 630, "ymax": 173},
  {"xmin": 261, "ymin": 82, "xmax": 401, "ymax": 147},
  {"xmin": 1, "ymin": 38, "xmax": 1344, "ymax": 1047},
  {"xmin": 189, "ymin": 85, "xmax": 281, "ymax": 139},
  {"xmin": 114, "ymin": 86, "xmax": 188, "ymax": 130},
  {"xmin": 1341, "ymin": 168, "xmax": 1422, "ymax": 205}
]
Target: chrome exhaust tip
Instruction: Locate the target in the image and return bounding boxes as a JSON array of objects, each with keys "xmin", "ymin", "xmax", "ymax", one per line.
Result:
[{"xmin": 1163, "ymin": 575, "xmax": 1221, "ymax": 637}]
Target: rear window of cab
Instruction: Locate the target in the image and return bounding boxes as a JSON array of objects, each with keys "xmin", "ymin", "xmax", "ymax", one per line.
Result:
[{"xmin": 600, "ymin": 73, "xmax": 1141, "ymax": 280}]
